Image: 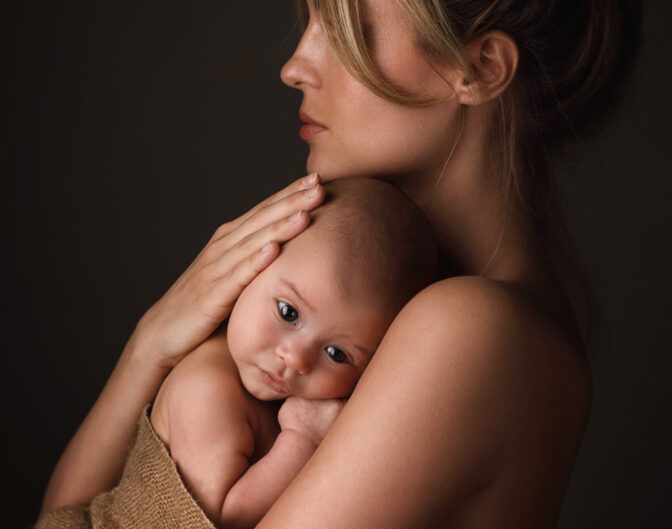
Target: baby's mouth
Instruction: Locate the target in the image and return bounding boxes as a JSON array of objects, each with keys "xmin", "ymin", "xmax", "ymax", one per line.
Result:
[{"xmin": 260, "ymin": 369, "xmax": 291, "ymax": 395}]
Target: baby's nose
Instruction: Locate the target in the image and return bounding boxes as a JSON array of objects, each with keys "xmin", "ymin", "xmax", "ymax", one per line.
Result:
[{"xmin": 275, "ymin": 344, "xmax": 313, "ymax": 375}]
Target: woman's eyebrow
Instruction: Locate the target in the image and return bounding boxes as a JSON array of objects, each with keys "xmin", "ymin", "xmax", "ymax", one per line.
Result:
[{"xmin": 280, "ymin": 278, "xmax": 316, "ymax": 313}]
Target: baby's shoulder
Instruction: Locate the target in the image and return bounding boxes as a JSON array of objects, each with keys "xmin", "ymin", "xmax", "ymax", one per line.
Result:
[
  {"xmin": 152, "ymin": 336, "xmax": 255, "ymax": 451},
  {"xmin": 165, "ymin": 336, "xmax": 245, "ymax": 405}
]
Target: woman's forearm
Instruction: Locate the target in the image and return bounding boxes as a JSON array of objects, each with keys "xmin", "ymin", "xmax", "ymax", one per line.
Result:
[
  {"xmin": 39, "ymin": 336, "xmax": 170, "ymax": 516},
  {"xmin": 39, "ymin": 176, "xmax": 324, "ymax": 518}
]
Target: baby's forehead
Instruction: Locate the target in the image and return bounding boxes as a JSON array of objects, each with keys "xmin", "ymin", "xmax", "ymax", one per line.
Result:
[{"xmin": 278, "ymin": 225, "xmax": 379, "ymax": 305}]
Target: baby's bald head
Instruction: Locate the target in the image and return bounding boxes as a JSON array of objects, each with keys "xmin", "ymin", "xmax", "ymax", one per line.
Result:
[{"xmin": 293, "ymin": 178, "xmax": 438, "ymax": 315}]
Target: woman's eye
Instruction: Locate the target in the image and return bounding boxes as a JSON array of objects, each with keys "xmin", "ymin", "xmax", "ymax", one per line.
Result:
[
  {"xmin": 277, "ymin": 301, "xmax": 299, "ymax": 323},
  {"xmin": 325, "ymin": 346, "xmax": 349, "ymax": 364}
]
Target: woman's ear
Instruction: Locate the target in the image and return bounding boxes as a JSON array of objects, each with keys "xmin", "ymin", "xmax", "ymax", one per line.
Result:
[{"xmin": 452, "ymin": 31, "xmax": 519, "ymax": 105}]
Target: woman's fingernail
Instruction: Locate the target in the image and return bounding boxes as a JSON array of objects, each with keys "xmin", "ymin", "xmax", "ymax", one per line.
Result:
[
  {"xmin": 304, "ymin": 185, "xmax": 319, "ymax": 197},
  {"xmin": 300, "ymin": 173, "xmax": 318, "ymax": 188},
  {"xmin": 289, "ymin": 210, "xmax": 304, "ymax": 222},
  {"xmin": 262, "ymin": 241, "xmax": 273, "ymax": 253}
]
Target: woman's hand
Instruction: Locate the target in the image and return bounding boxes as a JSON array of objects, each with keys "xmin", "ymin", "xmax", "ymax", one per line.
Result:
[
  {"xmin": 39, "ymin": 174, "xmax": 325, "ymax": 516},
  {"xmin": 130, "ymin": 173, "xmax": 325, "ymax": 370},
  {"xmin": 278, "ymin": 396, "xmax": 346, "ymax": 446}
]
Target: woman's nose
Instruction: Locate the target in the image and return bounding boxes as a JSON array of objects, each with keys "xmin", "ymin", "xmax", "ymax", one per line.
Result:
[
  {"xmin": 274, "ymin": 342, "xmax": 314, "ymax": 375},
  {"xmin": 280, "ymin": 18, "xmax": 324, "ymax": 90}
]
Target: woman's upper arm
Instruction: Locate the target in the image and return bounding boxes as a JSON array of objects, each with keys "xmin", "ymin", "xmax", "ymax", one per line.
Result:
[{"xmin": 257, "ymin": 277, "xmax": 568, "ymax": 528}]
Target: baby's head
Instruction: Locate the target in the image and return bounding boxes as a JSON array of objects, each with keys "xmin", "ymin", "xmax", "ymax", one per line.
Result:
[{"xmin": 227, "ymin": 178, "xmax": 437, "ymax": 401}]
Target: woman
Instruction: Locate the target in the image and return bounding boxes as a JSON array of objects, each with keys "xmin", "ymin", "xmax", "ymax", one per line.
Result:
[{"xmin": 39, "ymin": 0, "xmax": 638, "ymax": 526}]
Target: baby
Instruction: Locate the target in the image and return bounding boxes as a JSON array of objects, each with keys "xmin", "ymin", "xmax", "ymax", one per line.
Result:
[{"xmin": 149, "ymin": 177, "xmax": 438, "ymax": 528}]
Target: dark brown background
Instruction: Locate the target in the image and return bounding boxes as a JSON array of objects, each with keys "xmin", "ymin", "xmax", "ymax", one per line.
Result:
[{"xmin": 3, "ymin": 1, "xmax": 671, "ymax": 527}]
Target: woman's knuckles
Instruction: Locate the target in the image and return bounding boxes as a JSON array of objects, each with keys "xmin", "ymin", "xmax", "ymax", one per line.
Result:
[
  {"xmin": 234, "ymin": 231, "xmax": 257, "ymax": 253},
  {"xmin": 200, "ymin": 240, "xmax": 226, "ymax": 265},
  {"xmin": 211, "ymin": 221, "xmax": 233, "ymax": 241}
]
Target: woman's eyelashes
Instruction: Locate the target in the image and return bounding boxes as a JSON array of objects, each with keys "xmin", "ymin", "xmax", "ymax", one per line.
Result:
[{"xmin": 277, "ymin": 300, "xmax": 299, "ymax": 324}]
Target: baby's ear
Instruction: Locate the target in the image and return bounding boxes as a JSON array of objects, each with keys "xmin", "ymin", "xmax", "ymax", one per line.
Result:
[{"xmin": 452, "ymin": 30, "xmax": 519, "ymax": 106}]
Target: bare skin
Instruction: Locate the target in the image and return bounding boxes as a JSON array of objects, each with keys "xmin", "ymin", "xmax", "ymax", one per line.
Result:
[
  {"xmin": 39, "ymin": 175, "xmax": 327, "ymax": 513},
  {"xmin": 39, "ymin": 0, "xmax": 592, "ymax": 526},
  {"xmin": 258, "ymin": 1, "xmax": 592, "ymax": 527},
  {"xmin": 149, "ymin": 328, "xmax": 344, "ymax": 529}
]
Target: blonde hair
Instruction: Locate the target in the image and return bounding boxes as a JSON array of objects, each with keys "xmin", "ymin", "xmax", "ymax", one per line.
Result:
[{"xmin": 294, "ymin": 0, "xmax": 639, "ymax": 348}]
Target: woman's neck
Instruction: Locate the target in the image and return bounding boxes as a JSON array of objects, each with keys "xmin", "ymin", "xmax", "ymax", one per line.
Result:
[
  {"xmin": 397, "ymin": 106, "xmax": 551, "ymax": 295},
  {"xmin": 395, "ymin": 104, "xmax": 582, "ymax": 347}
]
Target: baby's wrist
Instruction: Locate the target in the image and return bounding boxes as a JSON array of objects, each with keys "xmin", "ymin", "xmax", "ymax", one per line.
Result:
[{"xmin": 278, "ymin": 427, "xmax": 321, "ymax": 451}]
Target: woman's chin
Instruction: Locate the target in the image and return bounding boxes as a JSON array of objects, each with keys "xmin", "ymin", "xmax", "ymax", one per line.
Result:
[
  {"xmin": 306, "ymin": 155, "xmax": 361, "ymax": 182},
  {"xmin": 305, "ymin": 152, "xmax": 323, "ymax": 178}
]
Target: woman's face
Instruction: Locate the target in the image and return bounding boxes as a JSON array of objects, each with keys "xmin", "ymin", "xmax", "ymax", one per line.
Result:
[{"xmin": 280, "ymin": 0, "xmax": 462, "ymax": 185}]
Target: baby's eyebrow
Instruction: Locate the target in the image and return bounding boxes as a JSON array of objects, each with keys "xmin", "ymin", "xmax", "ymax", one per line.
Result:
[
  {"xmin": 280, "ymin": 278, "xmax": 316, "ymax": 313},
  {"xmin": 353, "ymin": 343, "xmax": 373, "ymax": 360},
  {"xmin": 280, "ymin": 276, "xmax": 373, "ymax": 361}
]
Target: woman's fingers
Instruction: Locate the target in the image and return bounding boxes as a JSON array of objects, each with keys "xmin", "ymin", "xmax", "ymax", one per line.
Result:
[
  {"xmin": 257, "ymin": 172, "xmax": 321, "ymax": 211},
  {"xmin": 211, "ymin": 173, "xmax": 321, "ymax": 241},
  {"xmin": 211, "ymin": 183, "xmax": 325, "ymax": 252},
  {"xmin": 186, "ymin": 209, "xmax": 312, "ymax": 348},
  {"xmin": 131, "ymin": 175, "xmax": 324, "ymax": 369},
  {"xmin": 208, "ymin": 240, "xmax": 281, "ymax": 315},
  {"xmin": 212, "ymin": 209, "xmax": 311, "ymax": 275},
  {"xmin": 201, "ymin": 209, "xmax": 311, "ymax": 322}
]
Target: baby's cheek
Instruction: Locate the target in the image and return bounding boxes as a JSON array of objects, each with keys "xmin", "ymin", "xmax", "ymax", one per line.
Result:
[
  {"xmin": 225, "ymin": 304, "xmax": 248, "ymax": 362},
  {"xmin": 325, "ymin": 371, "xmax": 360, "ymax": 399},
  {"xmin": 225, "ymin": 310, "xmax": 239, "ymax": 351}
]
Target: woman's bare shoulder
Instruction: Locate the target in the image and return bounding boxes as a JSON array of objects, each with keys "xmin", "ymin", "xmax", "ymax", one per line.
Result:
[
  {"xmin": 411, "ymin": 276, "xmax": 593, "ymax": 517},
  {"xmin": 385, "ymin": 274, "xmax": 592, "ymax": 455},
  {"xmin": 399, "ymin": 274, "xmax": 588, "ymax": 365},
  {"xmin": 372, "ymin": 275, "xmax": 592, "ymax": 520},
  {"xmin": 403, "ymin": 275, "xmax": 555, "ymax": 327},
  {"xmin": 257, "ymin": 278, "xmax": 592, "ymax": 528}
]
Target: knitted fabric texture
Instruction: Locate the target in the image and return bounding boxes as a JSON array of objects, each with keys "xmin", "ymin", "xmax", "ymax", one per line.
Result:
[{"xmin": 36, "ymin": 406, "xmax": 215, "ymax": 529}]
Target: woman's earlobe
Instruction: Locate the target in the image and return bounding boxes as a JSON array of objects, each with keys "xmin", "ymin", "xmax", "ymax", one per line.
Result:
[{"xmin": 455, "ymin": 31, "xmax": 519, "ymax": 105}]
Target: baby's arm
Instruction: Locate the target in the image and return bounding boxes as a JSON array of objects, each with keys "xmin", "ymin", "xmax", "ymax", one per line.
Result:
[
  {"xmin": 152, "ymin": 335, "xmax": 344, "ymax": 529},
  {"xmin": 220, "ymin": 397, "xmax": 344, "ymax": 529},
  {"xmin": 151, "ymin": 335, "xmax": 257, "ymax": 525}
]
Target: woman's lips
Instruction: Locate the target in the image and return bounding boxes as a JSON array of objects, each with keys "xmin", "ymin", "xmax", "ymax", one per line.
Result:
[
  {"xmin": 260, "ymin": 369, "xmax": 291, "ymax": 395},
  {"xmin": 299, "ymin": 109, "xmax": 327, "ymax": 141},
  {"xmin": 299, "ymin": 124, "xmax": 327, "ymax": 141}
]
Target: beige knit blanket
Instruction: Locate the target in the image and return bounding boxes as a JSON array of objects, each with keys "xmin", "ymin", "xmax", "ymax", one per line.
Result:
[{"xmin": 36, "ymin": 407, "xmax": 215, "ymax": 529}]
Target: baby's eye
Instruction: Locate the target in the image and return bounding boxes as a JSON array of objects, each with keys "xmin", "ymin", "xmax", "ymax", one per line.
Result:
[
  {"xmin": 277, "ymin": 300, "xmax": 299, "ymax": 323},
  {"xmin": 325, "ymin": 345, "xmax": 349, "ymax": 364}
]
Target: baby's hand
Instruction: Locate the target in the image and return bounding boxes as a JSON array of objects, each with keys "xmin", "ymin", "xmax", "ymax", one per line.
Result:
[{"xmin": 278, "ymin": 396, "xmax": 345, "ymax": 446}]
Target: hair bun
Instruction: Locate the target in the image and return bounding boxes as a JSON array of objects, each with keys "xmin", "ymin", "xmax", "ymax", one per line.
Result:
[{"xmin": 513, "ymin": 0, "xmax": 642, "ymax": 144}]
